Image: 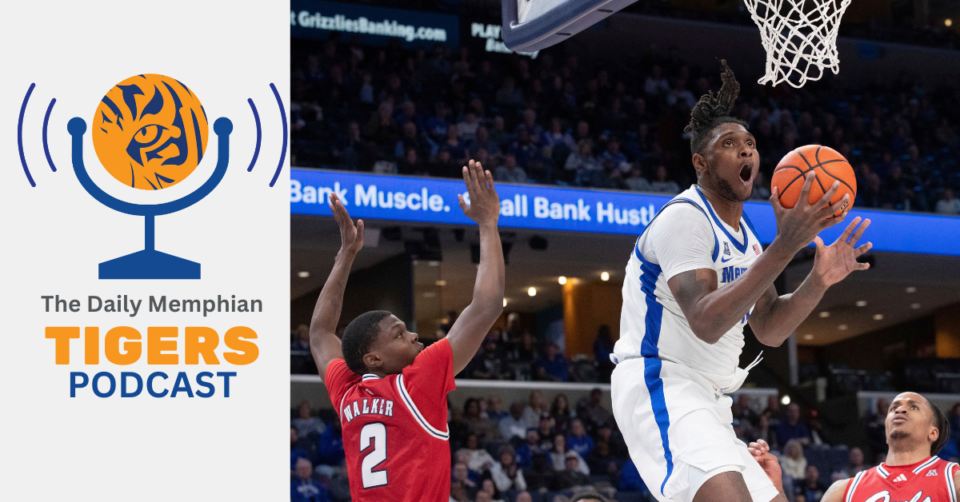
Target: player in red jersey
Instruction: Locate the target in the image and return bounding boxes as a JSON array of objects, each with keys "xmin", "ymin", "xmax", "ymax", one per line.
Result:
[
  {"xmin": 309, "ymin": 160, "xmax": 504, "ymax": 502},
  {"xmin": 748, "ymin": 392, "xmax": 957, "ymax": 502}
]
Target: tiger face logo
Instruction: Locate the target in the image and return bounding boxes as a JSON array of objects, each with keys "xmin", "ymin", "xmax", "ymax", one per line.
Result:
[{"xmin": 92, "ymin": 74, "xmax": 208, "ymax": 190}]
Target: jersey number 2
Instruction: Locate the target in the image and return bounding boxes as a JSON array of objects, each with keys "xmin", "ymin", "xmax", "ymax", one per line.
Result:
[{"xmin": 360, "ymin": 422, "xmax": 388, "ymax": 488}]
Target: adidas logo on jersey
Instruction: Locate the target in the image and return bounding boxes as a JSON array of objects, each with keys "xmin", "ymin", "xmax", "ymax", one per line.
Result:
[
  {"xmin": 893, "ymin": 474, "xmax": 908, "ymax": 482},
  {"xmin": 926, "ymin": 469, "xmax": 937, "ymax": 476}
]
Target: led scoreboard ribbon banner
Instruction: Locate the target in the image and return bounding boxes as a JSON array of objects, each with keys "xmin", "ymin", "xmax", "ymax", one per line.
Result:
[
  {"xmin": 291, "ymin": 0, "xmax": 460, "ymax": 49},
  {"xmin": 291, "ymin": 168, "xmax": 960, "ymax": 257}
]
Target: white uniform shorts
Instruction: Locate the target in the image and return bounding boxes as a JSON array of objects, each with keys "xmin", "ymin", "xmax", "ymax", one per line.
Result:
[{"xmin": 611, "ymin": 357, "xmax": 779, "ymax": 502}]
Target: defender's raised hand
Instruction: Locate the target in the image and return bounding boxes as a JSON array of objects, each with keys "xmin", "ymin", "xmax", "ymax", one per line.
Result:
[
  {"xmin": 458, "ymin": 160, "xmax": 500, "ymax": 226},
  {"xmin": 310, "ymin": 193, "xmax": 363, "ymax": 376},
  {"xmin": 447, "ymin": 159, "xmax": 505, "ymax": 376},
  {"xmin": 770, "ymin": 172, "xmax": 850, "ymax": 253},
  {"xmin": 329, "ymin": 193, "xmax": 364, "ymax": 255}
]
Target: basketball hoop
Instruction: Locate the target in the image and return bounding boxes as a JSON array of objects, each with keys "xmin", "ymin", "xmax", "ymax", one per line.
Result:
[{"xmin": 743, "ymin": 0, "xmax": 852, "ymax": 88}]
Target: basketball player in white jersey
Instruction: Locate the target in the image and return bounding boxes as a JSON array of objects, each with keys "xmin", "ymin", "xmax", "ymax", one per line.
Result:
[{"xmin": 610, "ymin": 61, "xmax": 873, "ymax": 502}]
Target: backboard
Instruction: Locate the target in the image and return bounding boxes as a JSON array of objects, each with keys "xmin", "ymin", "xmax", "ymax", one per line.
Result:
[{"xmin": 501, "ymin": 0, "xmax": 638, "ymax": 53}]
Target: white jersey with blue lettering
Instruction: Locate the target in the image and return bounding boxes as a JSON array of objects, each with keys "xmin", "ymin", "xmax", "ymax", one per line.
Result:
[{"xmin": 613, "ymin": 184, "xmax": 764, "ymax": 390}]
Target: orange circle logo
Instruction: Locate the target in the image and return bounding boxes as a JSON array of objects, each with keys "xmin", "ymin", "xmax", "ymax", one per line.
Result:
[{"xmin": 92, "ymin": 74, "xmax": 208, "ymax": 190}]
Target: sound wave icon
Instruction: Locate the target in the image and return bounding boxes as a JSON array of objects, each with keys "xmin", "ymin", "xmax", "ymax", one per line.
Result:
[
  {"xmin": 17, "ymin": 83, "xmax": 56, "ymax": 186},
  {"xmin": 245, "ymin": 83, "xmax": 288, "ymax": 187},
  {"xmin": 17, "ymin": 82, "xmax": 288, "ymax": 188}
]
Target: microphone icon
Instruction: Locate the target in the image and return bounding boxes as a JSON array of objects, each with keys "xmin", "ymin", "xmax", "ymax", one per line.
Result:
[{"xmin": 66, "ymin": 74, "xmax": 232, "ymax": 280}]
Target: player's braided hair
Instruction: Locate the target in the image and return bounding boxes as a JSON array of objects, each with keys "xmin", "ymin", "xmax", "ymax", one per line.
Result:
[
  {"xmin": 685, "ymin": 59, "xmax": 748, "ymax": 154},
  {"xmin": 341, "ymin": 310, "xmax": 391, "ymax": 374},
  {"xmin": 928, "ymin": 397, "xmax": 951, "ymax": 456}
]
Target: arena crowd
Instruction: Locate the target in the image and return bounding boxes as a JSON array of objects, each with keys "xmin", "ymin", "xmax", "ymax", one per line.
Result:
[{"xmin": 292, "ymin": 37, "xmax": 960, "ymax": 215}]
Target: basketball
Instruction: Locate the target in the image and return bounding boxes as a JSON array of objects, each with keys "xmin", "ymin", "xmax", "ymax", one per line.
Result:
[{"xmin": 771, "ymin": 145, "xmax": 856, "ymax": 217}]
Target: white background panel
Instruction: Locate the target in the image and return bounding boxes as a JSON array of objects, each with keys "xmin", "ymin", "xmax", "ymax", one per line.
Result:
[{"xmin": 0, "ymin": 1, "xmax": 290, "ymax": 499}]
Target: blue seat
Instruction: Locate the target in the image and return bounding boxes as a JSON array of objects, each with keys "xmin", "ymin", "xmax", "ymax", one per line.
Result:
[
  {"xmin": 614, "ymin": 492, "xmax": 647, "ymax": 502},
  {"xmin": 590, "ymin": 474, "xmax": 612, "ymax": 485},
  {"xmin": 487, "ymin": 441, "xmax": 508, "ymax": 458}
]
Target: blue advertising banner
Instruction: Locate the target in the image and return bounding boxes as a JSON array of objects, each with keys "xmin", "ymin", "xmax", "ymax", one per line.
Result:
[
  {"xmin": 291, "ymin": 168, "xmax": 960, "ymax": 257},
  {"xmin": 291, "ymin": 0, "xmax": 460, "ymax": 50}
]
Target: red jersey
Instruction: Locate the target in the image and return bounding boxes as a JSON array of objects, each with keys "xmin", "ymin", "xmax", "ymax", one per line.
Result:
[
  {"xmin": 844, "ymin": 457, "xmax": 958, "ymax": 502},
  {"xmin": 324, "ymin": 339, "xmax": 456, "ymax": 502}
]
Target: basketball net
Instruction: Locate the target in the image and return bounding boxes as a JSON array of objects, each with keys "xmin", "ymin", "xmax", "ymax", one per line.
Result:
[{"xmin": 743, "ymin": 0, "xmax": 852, "ymax": 88}]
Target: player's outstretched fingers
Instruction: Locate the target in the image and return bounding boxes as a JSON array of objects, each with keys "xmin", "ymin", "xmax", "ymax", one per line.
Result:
[
  {"xmin": 836, "ymin": 217, "xmax": 861, "ymax": 244},
  {"xmin": 798, "ymin": 172, "xmax": 817, "ymax": 208},
  {"xmin": 484, "ymin": 169, "xmax": 495, "ymax": 192},
  {"xmin": 457, "ymin": 194, "xmax": 468, "ymax": 213},
  {"xmin": 329, "ymin": 194, "xmax": 342, "ymax": 225},
  {"xmin": 823, "ymin": 193, "xmax": 848, "ymax": 220},
  {"xmin": 331, "ymin": 195, "xmax": 350, "ymax": 230},
  {"xmin": 855, "ymin": 242, "xmax": 873, "ymax": 258},
  {"xmin": 820, "ymin": 189, "xmax": 850, "ymax": 220},
  {"xmin": 462, "ymin": 162, "xmax": 476, "ymax": 194},
  {"xmin": 849, "ymin": 218, "xmax": 871, "ymax": 246},
  {"xmin": 815, "ymin": 180, "xmax": 841, "ymax": 211},
  {"xmin": 472, "ymin": 160, "xmax": 485, "ymax": 189}
]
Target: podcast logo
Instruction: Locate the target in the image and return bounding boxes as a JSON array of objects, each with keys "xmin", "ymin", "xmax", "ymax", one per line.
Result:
[
  {"xmin": 17, "ymin": 73, "xmax": 288, "ymax": 399},
  {"xmin": 18, "ymin": 75, "xmax": 288, "ymax": 280},
  {"xmin": 92, "ymin": 74, "xmax": 209, "ymax": 190}
]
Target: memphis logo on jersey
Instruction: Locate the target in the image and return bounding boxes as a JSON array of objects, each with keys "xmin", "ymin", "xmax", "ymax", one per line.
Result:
[
  {"xmin": 93, "ymin": 74, "xmax": 208, "ymax": 190},
  {"xmin": 721, "ymin": 265, "xmax": 748, "ymax": 283}
]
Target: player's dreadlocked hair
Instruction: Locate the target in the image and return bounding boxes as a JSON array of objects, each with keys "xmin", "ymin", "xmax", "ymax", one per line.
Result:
[
  {"xmin": 341, "ymin": 310, "xmax": 392, "ymax": 374},
  {"xmin": 684, "ymin": 60, "xmax": 748, "ymax": 155},
  {"xmin": 928, "ymin": 397, "xmax": 951, "ymax": 456}
]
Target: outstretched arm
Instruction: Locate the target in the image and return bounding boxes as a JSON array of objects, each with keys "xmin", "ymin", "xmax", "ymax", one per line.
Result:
[
  {"xmin": 447, "ymin": 160, "xmax": 505, "ymax": 375},
  {"xmin": 749, "ymin": 216, "xmax": 871, "ymax": 346},
  {"xmin": 309, "ymin": 193, "xmax": 364, "ymax": 378},
  {"xmin": 669, "ymin": 175, "xmax": 866, "ymax": 344}
]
